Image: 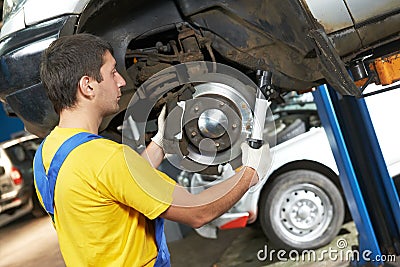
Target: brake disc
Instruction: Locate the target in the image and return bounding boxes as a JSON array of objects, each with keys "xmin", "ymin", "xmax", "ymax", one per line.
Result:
[{"xmin": 122, "ymin": 61, "xmax": 276, "ymax": 173}]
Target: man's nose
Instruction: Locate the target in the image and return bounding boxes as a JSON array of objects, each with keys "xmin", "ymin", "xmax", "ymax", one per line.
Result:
[{"xmin": 117, "ymin": 72, "xmax": 126, "ymax": 87}]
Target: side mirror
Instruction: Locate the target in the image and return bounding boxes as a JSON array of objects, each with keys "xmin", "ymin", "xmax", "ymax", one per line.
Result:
[{"xmin": 0, "ymin": 166, "xmax": 5, "ymax": 175}]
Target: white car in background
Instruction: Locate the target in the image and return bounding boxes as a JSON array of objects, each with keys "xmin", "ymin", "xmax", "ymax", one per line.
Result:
[
  {"xmin": 177, "ymin": 87, "xmax": 400, "ymax": 251},
  {"xmin": 0, "ymin": 133, "xmax": 46, "ymax": 223}
]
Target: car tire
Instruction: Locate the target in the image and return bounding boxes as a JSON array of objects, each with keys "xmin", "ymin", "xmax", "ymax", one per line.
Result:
[
  {"xmin": 259, "ymin": 169, "xmax": 344, "ymax": 251},
  {"xmin": 31, "ymin": 190, "xmax": 47, "ymax": 218}
]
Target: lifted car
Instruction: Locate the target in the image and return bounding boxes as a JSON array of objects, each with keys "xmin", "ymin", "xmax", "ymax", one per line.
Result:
[{"xmin": 0, "ymin": 0, "xmax": 399, "ymax": 136}]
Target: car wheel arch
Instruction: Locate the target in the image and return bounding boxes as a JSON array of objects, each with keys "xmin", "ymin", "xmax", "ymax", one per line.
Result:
[{"xmin": 264, "ymin": 159, "xmax": 339, "ymax": 186}]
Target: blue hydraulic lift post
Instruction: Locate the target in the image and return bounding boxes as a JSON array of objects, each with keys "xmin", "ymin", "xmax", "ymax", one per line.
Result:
[
  {"xmin": 323, "ymin": 82, "xmax": 400, "ymax": 249},
  {"xmin": 312, "ymin": 84, "xmax": 382, "ymax": 266}
]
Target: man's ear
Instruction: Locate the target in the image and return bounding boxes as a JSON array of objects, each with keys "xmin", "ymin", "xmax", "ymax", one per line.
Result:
[{"xmin": 78, "ymin": 76, "xmax": 95, "ymax": 97}]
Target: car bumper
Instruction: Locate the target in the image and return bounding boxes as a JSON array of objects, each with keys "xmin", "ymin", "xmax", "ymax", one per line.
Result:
[
  {"xmin": 0, "ymin": 184, "xmax": 32, "ymax": 212},
  {"xmin": 0, "ymin": 190, "xmax": 21, "ymax": 213},
  {"xmin": 0, "ymin": 15, "xmax": 78, "ymax": 137}
]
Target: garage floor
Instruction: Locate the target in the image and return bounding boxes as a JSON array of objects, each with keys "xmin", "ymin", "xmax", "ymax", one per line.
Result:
[
  {"xmin": 168, "ymin": 222, "xmax": 392, "ymax": 267},
  {"xmin": 2, "ymin": 212, "xmax": 399, "ymax": 266}
]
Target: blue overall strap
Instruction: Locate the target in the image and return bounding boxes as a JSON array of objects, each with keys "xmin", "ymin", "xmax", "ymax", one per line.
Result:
[
  {"xmin": 33, "ymin": 132, "xmax": 102, "ymax": 217},
  {"xmin": 154, "ymin": 217, "xmax": 171, "ymax": 267}
]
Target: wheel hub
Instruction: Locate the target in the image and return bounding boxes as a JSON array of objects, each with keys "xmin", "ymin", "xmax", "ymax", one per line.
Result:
[
  {"xmin": 183, "ymin": 96, "xmax": 242, "ymax": 155},
  {"xmin": 278, "ymin": 185, "xmax": 332, "ymax": 239},
  {"xmin": 289, "ymin": 198, "xmax": 320, "ymax": 229},
  {"xmin": 198, "ymin": 108, "xmax": 229, "ymax": 138}
]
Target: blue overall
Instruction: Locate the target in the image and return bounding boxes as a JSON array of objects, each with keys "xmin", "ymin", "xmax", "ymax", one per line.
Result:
[{"xmin": 33, "ymin": 132, "xmax": 170, "ymax": 267}]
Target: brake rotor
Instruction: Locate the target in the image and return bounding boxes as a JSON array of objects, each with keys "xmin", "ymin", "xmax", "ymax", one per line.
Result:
[{"xmin": 123, "ymin": 61, "xmax": 276, "ymax": 173}]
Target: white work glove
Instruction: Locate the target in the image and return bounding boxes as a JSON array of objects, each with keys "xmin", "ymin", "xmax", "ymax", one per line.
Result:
[
  {"xmin": 218, "ymin": 163, "xmax": 236, "ymax": 179},
  {"xmin": 241, "ymin": 142, "xmax": 272, "ymax": 182},
  {"xmin": 151, "ymin": 105, "xmax": 167, "ymax": 149}
]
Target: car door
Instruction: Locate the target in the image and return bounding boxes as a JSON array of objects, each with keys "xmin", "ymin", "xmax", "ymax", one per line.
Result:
[
  {"xmin": 304, "ymin": 0, "xmax": 400, "ymax": 56},
  {"xmin": 345, "ymin": 0, "xmax": 400, "ymax": 47}
]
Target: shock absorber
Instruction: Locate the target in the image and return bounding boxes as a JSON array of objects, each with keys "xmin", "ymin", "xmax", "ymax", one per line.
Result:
[{"xmin": 247, "ymin": 70, "xmax": 272, "ymax": 149}]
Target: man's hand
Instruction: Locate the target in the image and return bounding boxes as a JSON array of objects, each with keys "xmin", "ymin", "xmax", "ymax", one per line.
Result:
[
  {"xmin": 241, "ymin": 142, "xmax": 271, "ymax": 183},
  {"xmin": 151, "ymin": 105, "xmax": 167, "ymax": 149},
  {"xmin": 142, "ymin": 105, "xmax": 167, "ymax": 168}
]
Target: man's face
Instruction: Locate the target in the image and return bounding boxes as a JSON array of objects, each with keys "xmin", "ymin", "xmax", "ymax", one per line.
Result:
[{"xmin": 95, "ymin": 51, "xmax": 126, "ymax": 116}]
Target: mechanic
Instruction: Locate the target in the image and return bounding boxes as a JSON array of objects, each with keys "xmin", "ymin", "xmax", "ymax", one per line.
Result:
[{"xmin": 33, "ymin": 33, "xmax": 271, "ymax": 267}]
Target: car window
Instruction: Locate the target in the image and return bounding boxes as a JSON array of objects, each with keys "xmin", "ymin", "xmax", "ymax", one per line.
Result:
[
  {"xmin": 3, "ymin": 139, "xmax": 41, "ymax": 165},
  {"xmin": 3, "ymin": 139, "xmax": 41, "ymax": 184},
  {"xmin": 5, "ymin": 145, "xmax": 28, "ymax": 164},
  {"xmin": 14, "ymin": 146, "xmax": 26, "ymax": 161}
]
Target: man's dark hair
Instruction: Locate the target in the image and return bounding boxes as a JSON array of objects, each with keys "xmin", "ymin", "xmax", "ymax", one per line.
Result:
[{"xmin": 40, "ymin": 33, "xmax": 114, "ymax": 114}]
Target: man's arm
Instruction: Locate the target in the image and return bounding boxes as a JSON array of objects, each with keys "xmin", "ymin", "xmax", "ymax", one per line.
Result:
[
  {"xmin": 160, "ymin": 167, "xmax": 257, "ymax": 228},
  {"xmin": 142, "ymin": 104, "xmax": 271, "ymax": 227},
  {"xmin": 160, "ymin": 141, "xmax": 271, "ymax": 228},
  {"xmin": 141, "ymin": 141, "xmax": 165, "ymax": 168}
]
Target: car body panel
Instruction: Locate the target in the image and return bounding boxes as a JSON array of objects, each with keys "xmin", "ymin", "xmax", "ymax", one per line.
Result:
[
  {"xmin": 23, "ymin": 0, "xmax": 89, "ymax": 26},
  {"xmin": 305, "ymin": 0, "xmax": 400, "ymax": 33},
  {"xmin": 270, "ymin": 128, "xmax": 338, "ymax": 175},
  {"xmin": 305, "ymin": 0, "xmax": 354, "ymax": 34},
  {"xmin": 0, "ymin": 7, "xmax": 25, "ymax": 38},
  {"xmin": 0, "ymin": 15, "xmax": 77, "ymax": 136},
  {"xmin": 357, "ymin": 12, "xmax": 400, "ymax": 48},
  {"xmin": 0, "ymin": 15, "xmax": 77, "ymax": 96},
  {"xmin": 345, "ymin": 0, "xmax": 400, "ymax": 24},
  {"xmin": 0, "ymin": 0, "xmax": 88, "ymax": 38}
]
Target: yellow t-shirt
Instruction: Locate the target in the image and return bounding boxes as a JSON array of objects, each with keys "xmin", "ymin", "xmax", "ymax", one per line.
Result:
[{"xmin": 35, "ymin": 127, "xmax": 176, "ymax": 267}]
